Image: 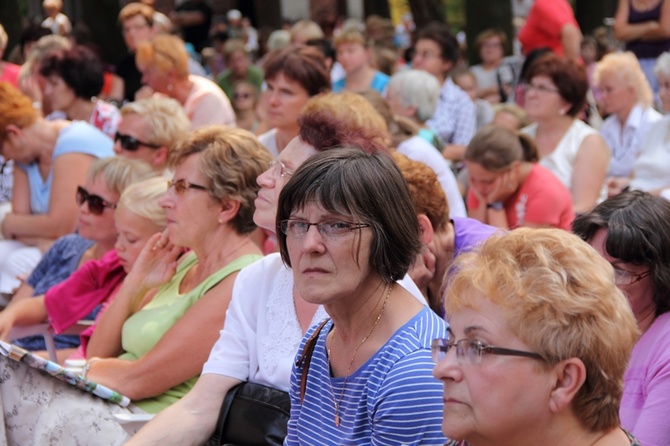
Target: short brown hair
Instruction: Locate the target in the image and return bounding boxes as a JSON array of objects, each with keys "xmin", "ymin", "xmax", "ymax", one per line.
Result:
[
  {"xmin": 474, "ymin": 29, "xmax": 508, "ymax": 54},
  {"xmin": 263, "ymin": 45, "xmax": 330, "ymax": 97},
  {"xmin": 0, "ymin": 82, "xmax": 39, "ymax": 142},
  {"xmin": 465, "ymin": 125, "xmax": 539, "ymax": 171},
  {"xmin": 526, "ymin": 53, "xmax": 588, "ymax": 117}
]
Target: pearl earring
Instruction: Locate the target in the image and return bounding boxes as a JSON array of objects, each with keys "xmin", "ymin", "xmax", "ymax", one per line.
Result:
[{"xmin": 167, "ymin": 84, "xmax": 174, "ymax": 92}]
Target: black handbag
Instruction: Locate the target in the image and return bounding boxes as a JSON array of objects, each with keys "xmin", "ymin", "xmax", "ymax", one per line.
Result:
[{"xmin": 203, "ymin": 381, "xmax": 291, "ymax": 446}]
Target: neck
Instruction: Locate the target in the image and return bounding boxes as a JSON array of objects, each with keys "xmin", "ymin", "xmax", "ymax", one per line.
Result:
[
  {"xmin": 66, "ymin": 98, "xmax": 96, "ymax": 122},
  {"xmin": 326, "ymin": 278, "xmax": 388, "ymax": 342},
  {"xmin": 615, "ymin": 104, "xmax": 635, "ymax": 127},
  {"xmin": 345, "ymin": 65, "xmax": 374, "ymax": 90},
  {"xmin": 482, "ymin": 60, "xmax": 500, "ymax": 70},
  {"xmin": 518, "ymin": 162, "xmax": 533, "ymax": 183},
  {"xmin": 427, "ymin": 224, "xmax": 455, "ymax": 307},
  {"xmin": 190, "ymin": 229, "xmax": 259, "ymax": 282},
  {"xmin": 28, "ymin": 120, "xmax": 68, "ymax": 162},
  {"xmin": 275, "ymin": 127, "xmax": 299, "ymax": 153},
  {"xmin": 634, "ymin": 299, "xmax": 657, "ymax": 334},
  {"xmin": 537, "ymin": 115, "xmax": 574, "ymax": 134},
  {"xmin": 94, "ymin": 239, "xmax": 116, "ymax": 258},
  {"xmin": 171, "ymin": 76, "xmax": 194, "ymax": 105}
]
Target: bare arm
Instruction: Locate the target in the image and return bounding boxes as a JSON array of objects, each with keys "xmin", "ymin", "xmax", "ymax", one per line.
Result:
[
  {"xmin": 126, "ymin": 374, "xmax": 242, "ymax": 446},
  {"xmin": 441, "ymin": 144, "xmax": 466, "ymax": 162},
  {"xmin": 0, "ymin": 295, "xmax": 47, "ymax": 340},
  {"xmin": 614, "ymin": 0, "xmax": 670, "ymax": 41},
  {"xmin": 571, "ymin": 134, "xmax": 610, "ymax": 214},
  {"xmin": 561, "ymin": 23, "xmax": 583, "ymax": 63}
]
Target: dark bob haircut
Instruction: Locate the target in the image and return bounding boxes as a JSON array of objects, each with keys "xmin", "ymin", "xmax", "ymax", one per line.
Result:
[
  {"xmin": 525, "ymin": 52, "xmax": 588, "ymax": 117},
  {"xmin": 263, "ymin": 45, "xmax": 331, "ymax": 97},
  {"xmin": 277, "ymin": 148, "xmax": 422, "ymax": 282},
  {"xmin": 415, "ymin": 21, "xmax": 460, "ymax": 64},
  {"xmin": 573, "ymin": 190, "xmax": 670, "ymax": 317},
  {"xmin": 39, "ymin": 45, "xmax": 104, "ymax": 99}
]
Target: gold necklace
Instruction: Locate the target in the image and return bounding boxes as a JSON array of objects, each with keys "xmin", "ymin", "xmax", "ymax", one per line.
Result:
[{"xmin": 327, "ymin": 283, "xmax": 393, "ymax": 427}]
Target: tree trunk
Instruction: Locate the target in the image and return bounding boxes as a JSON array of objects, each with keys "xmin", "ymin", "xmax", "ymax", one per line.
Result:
[
  {"xmin": 0, "ymin": 0, "xmax": 23, "ymax": 59},
  {"xmin": 409, "ymin": 0, "xmax": 446, "ymax": 29},
  {"xmin": 253, "ymin": 0, "xmax": 282, "ymax": 32},
  {"xmin": 574, "ymin": 0, "xmax": 617, "ymax": 36},
  {"xmin": 364, "ymin": 0, "xmax": 391, "ymax": 18},
  {"xmin": 80, "ymin": 0, "xmax": 126, "ymax": 64},
  {"xmin": 464, "ymin": 0, "xmax": 513, "ymax": 65}
]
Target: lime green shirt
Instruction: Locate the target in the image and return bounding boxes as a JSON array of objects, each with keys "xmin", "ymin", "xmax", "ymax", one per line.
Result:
[{"xmin": 119, "ymin": 252, "xmax": 261, "ymax": 413}]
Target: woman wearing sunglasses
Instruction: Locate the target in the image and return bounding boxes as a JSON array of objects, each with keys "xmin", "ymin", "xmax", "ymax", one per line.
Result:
[
  {"xmin": 433, "ymin": 228, "xmax": 640, "ymax": 446},
  {"xmin": 0, "ymin": 82, "xmax": 114, "ymax": 297},
  {"xmin": 574, "ymin": 191, "xmax": 670, "ymax": 445}
]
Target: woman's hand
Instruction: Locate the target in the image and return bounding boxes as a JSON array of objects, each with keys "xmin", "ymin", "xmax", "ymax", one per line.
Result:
[
  {"xmin": 486, "ymin": 169, "xmax": 516, "ymax": 204},
  {"xmin": 124, "ymin": 230, "xmax": 182, "ymax": 294},
  {"xmin": 0, "ymin": 311, "xmax": 16, "ymax": 341},
  {"xmin": 606, "ymin": 176, "xmax": 631, "ymax": 197}
]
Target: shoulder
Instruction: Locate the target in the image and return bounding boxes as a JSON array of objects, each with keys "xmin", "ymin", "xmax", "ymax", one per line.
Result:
[{"xmin": 55, "ymin": 122, "xmax": 114, "ymax": 157}]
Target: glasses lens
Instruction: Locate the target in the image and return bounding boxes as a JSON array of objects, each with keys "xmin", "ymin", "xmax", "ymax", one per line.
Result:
[
  {"xmin": 77, "ymin": 186, "xmax": 105, "ymax": 215},
  {"xmin": 115, "ymin": 132, "xmax": 140, "ymax": 151}
]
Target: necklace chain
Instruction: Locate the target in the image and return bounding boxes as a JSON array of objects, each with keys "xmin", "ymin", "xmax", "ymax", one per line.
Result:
[{"xmin": 327, "ymin": 283, "xmax": 393, "ymax": 427}]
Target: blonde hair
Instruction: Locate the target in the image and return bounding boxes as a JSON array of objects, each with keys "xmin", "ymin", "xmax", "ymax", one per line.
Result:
[
  {"xmin": 118, "ymin": 2, "xmax": 154, "ymax": 26},
  {"xmin": 136, "ymin": 34, "xmax": 189, "ymax": 79},
  {"xmin": 492, "ymin": 103, "xmax": 530, "ymax": 129},
  {"xmin": 86, "ymin": 157, "xmax": 157, "ymax": 196},
  {"xmin": 120, "ymin": 97, "xmax": 190, "ymax": 151},
  {"xmin": 334, "ymin": 28, "xmax": 368, "ymax": 48},
  {"xmin": 446, "ymin": 228, "xmax": 639, "ymax": 432},
  {"xmin": 118, "ymin": 176, "xmax": 168, "ymax": 229},
  {"xmin": 594, "ymin": 51, "xmax": 653, "ymax": 108},
  {"xmin": 290, "ymin": 20, "xmax": 324, "ymax": 43}
]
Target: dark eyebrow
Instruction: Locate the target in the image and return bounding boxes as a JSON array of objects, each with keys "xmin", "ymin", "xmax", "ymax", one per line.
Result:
[{"xmin": 463, "ymin": 326, "xmax": 490, "ymax": 336}]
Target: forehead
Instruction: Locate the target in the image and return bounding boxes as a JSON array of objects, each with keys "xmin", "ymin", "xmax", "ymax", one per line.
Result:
[
  {"xmin": 415, "ymin": 39, "xmax": 441, "ymax": 54},
  {"xmin": 118, "ymin": 113, "xmax": 149, "ymax": 134}
]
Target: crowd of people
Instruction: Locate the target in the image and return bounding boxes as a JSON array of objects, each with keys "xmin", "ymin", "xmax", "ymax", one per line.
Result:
[{"xmin": 0, "ymin": 0, "xmax": 669, "ymax": 444}]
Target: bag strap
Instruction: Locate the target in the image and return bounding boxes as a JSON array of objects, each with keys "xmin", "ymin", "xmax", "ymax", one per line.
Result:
[{"xmin": 295, "ymin": 318, "xmax": 330, "ymax": 403}]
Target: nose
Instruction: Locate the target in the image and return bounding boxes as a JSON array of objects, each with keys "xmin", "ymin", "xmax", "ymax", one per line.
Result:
[
  {"xmin": 158, "ymin": 189, "xmax": 173, "ymax": 209},
  {"xmin": 256, "ymin": 167, "xmax": 275, "ymax": 188},
  {"xmin": 432, "ymin": 346, "xmax": 461, "ymax": 381},
  {"xmin": 301, "ymin": 224, "xmax": 326, "ymax": 253},
  {"xmin": 114, "ymin": 236, "xmax": 124, "ymax": 252},
  {"xmin": 113, "ymin": 140, "xmax": 124, "ymax": 155}
]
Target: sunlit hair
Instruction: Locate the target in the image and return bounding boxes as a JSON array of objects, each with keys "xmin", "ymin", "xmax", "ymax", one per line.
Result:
[
  {"xmin": 19, "ymin": 34, "xmax": 72, "ymax": 82},
  {"xmin": 473, "ymin": 28, "xmax": 507, "ymax": 55},
  {"xmin": 290, "ymin": 20, "xmax": 324, "ymax": 44},
  {"xmin": 391, "ymin": 152, "xmax": 448, "ymax": 231},
  {"xmin": 492, "ymin": 103, "xmax": 530, "ymax": 130},
  {"xmin": 118, "ymin": 2, "xmax": 154, "ymax": 26},
  {"xmin": 223, "ymin": 39, "xmax": 246, "ymax": 62},
  {"xmin": 573, "ymin": 190, "xmax": 670, "ymax": 317},
  {"xmin": 387, "ymin": 69, "xmax": 441, "ymax": 123},
  {"xmin": 170, "ymin": 126, "xmax": 272, "ymax": 234},
  {"xmin": 39, "ymin": 46, "xmax": 104, "ymax": 99},
  {"xmin": 262, "ymin": 45, "xmax": 330, "ymax": 97},
  {"xmin": 118, "ymin": 176, "xmax": 168, "ymax": 229},
  {"xmin": 526, "ymin": 53, "xmax": 588, "ymax": 117},
  {"xmin": 277, "ymin": 148, "xmax": 422, "ymax": 282},
  {"xmin": 120, "ymin": 97, "xmax": 190, "ymax": 151},
  {"xmin": 465, "ymin": 124, "xmax": 539, "ymax": 171},
  {"xmin": 86, "ymin": 157, "xmax": 157, "ymax": 197},
  {"xmin": 594, "ymin": 51, "xmax": 653, "ymax": 108},
  {"xmin": 0, "ymin": 82, "xmax": 39, "ymax": 141},
  {"xmin": 446, "ymin": 228, "xmax": 638, "ymax": 432},
  {"xmin": 136, "ymin": 34, "xmax": 189, "ymax": 79},
  {"xmin": 334, "ymin": 28, "xmax": 368, "ymax": 48}
]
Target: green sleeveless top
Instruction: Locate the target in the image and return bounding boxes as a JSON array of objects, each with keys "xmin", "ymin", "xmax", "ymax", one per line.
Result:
[{"xmin": 118, "ymin": 252, "xmax": 261, "ymax": 413}]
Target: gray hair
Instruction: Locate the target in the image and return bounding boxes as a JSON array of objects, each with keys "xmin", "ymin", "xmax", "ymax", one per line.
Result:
[
  {"xmin": 387, "ymin": 69, "xmax": 441, "ymax": 123},
  {"xmin": 655, "ymin": 51, "xmax": 670, "ymax": 77},
  {"xmin": 120, "ymin": 97, "xmax": 191, "ymax": 152}
]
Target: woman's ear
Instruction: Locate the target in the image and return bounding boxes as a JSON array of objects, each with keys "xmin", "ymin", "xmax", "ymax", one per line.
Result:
[
  {"xmin": 417, "ymin": 214, "xmax": 435, "ymax": 245},
  {"xmin": 217, "ymin": 199, "xmax": 241, "ymax": 224},
  {"xmin": 548, "ymin": 358, "xmax": 587, "ymax": 414}
]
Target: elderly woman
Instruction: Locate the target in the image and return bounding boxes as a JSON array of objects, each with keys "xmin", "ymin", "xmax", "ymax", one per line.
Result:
[
  {"xmin": 279, "ymin": 149, "xmax": 447, "ymax": 444},
  {"xmin": 114, "ymin": 97, "xmax": 191, "ymax": 173},
  {"xmin": 257, "ymin": 45, "xmax": 331, "ymax": 156},
  {"xmin": 135, "ymin": 34, "xmax": 235, "ymax": 130},
  {"xmin": 39, "ymin": 46, "xmax": 121, "ymax": 138},
  {"xmin": 433, "ymin": 228, "xmax": 640, "ymax": 446},
  {"xmin": 0, "ymin": 126, "xmax": 270, "ymax": 444},
  {"xmin": 594, "ymin": 52, "xmax": 661, "ymax": 196},
  {"xmin": 0, "ymin": 82, "xmax": 113, "ymax": 295},
  {"xmin": 465, "ymin": 125, "xmax": 574, "ymax": 230},
  {"xmin": 522, "ymin": 53, "xmax": 610, "ymax": 213},
  {"xmin": 573, "ymin": 190, "xmax": 670, "ymax": 445}
]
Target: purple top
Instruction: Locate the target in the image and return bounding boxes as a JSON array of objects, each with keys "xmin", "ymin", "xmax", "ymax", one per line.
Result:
[
  {"xmin": 452, "ymin": 217, "xmax": 499, "ymax": 256},
  {"xmin": 626, "ymin": 2, "xmax": 670, "ymax": 59},
  {"xmin": 620, "ymin": 311, "xmax": 670, "ymax": 445}
]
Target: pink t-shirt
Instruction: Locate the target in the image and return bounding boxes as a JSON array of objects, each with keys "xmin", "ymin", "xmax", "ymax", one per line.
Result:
[
  {"xmin": 0, "ymin": 62, "xmax": 21, "ymax": 87},
  {"xmin": 518, "ymin": 0, "xmax": 578, "ymax": 56},
  {"xmin": 467, "ymin": 163, "xmax": 574, "ymax": 230},
  {"xmin": 183, "ymin": 75, "xmax": 236, "ymax": 130}
]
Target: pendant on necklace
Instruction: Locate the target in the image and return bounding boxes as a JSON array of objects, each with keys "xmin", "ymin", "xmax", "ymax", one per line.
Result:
[{"xmin": 335, "ymin": 414, "xmax": 340, "ymax": 426}]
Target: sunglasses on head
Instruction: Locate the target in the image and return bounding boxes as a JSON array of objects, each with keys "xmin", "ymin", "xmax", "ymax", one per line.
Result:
[
  {"xmin": 76, "ymin": 186, "xmax": 117, "ymax": 215},
  {"xmin": 114, "ymin": 132, "xmax": 161, "ymax": 152}
]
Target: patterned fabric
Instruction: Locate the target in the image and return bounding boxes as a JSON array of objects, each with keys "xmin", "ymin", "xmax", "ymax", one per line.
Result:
[{"xmin": 426, "ymin": 78, "xmax": 477, "ymax": 147}]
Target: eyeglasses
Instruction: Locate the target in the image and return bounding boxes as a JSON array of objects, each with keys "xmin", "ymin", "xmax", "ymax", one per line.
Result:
[
  {"xmin": 413, "ymin": 50, "xmax": 441, "ymax": 61},
  {"xmin": 234, "ymin": 92, "xmax": 252, "ymax": 100},
  {"xmin": 612, "ymin": 267, "xmax": 651, "ymax": 286},
  {"xmin": 114, "ymin": 132, "xmax": 161, "ymax": 152},
  {"xmin": 167, "ymin": 179, "xmax": 208, "ymax": 195},
  {"xmin": 76, "ymin": 186, "xmax": 117, "ymax": 215},
  {"xmin": 269, "ymin": 160, "xmax": 294, "ymax": 178},
  {"xmin": 431, "ymin": 338, "xmax": 544, "ymax": 365},
  {"xmin": 522, "ymin": 82, "xmax": 560, "ymax": 95},
  {"xmin": 279, "ymin": 219, "xmax": 370, "ymax": 238}
]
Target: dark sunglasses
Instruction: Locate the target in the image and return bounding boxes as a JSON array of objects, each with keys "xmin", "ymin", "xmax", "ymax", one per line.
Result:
[
  {"xmin": 76, "ymin": 186, "xmax": 117, "ymax": 215},
  {"xmin": 234, "ymin": 92, "xmax": 252, "ymax": 100},
  {"xmin": 114, "ymin": 132, "xmax": 161, "ymax": 151}
]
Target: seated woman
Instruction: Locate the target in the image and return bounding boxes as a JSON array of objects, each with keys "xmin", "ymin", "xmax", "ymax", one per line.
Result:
[
  {"xmin": 278, "ymin": 149, "xmax": 447, "ymax": 444},
  {"xmin": 465, "ymin": 125, "xmax": 574, "ymax": 230},
  {"xmin": 521, "ymin": 53, "xmax": 610, "ymax": 213},
  {"xmin": 0, "ymin": 157, "xmax": 155, "ymax": 352},
  {"xmin": 393, "ymin": 153, "xmax": 497, "ymax": 316},
  {"xmin": 0, "ymin": 82, "xmax": 114, "ymax": 296},
  {"xmin": 433, "ymin": 228, "xmax": 640, "ymax": 445},
  {"xmin": 332, "ymin": 28, "xmax": 390, "ymax": 94},
  {"xmin": 0, "ymin": 126, "xmax": 271, "ymax": 444},
  {"xmin": 594, "ymin": 52, "xmax": 661, "ymax": 196},
  {"xmin": 573, "ymin": 190, "xmax": 670, "ymax": 445},
  {"xmin": 39, "ymin": 45, "xmax": 121, "ymax": 138}
]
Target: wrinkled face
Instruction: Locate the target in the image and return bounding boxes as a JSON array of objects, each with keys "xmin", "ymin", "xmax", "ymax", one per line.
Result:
[
  {"xmin": 432, "ymin": 294, "xmax": 551, "ymax": 443},
  {"xmin": 261, "ymin": 73, "xmax": 311, "ymax": 130},
  {"xmin": 479, "ymin": 36, "xmax": 504, "ymax": 65},
  {"xmin": 658, "ymin": 73, "xmax": 670, "ymax": 112},
  {"xmin": 285, "ymin": 201, "xmax": 375, "ymax": 306},
  {"xmin": 253, "ymin": 136, "xmax": 318, "ymax": 232},
  {"xmin": 336, "ymin": 42, "xmax": 369, "ymax": 74},
  {"xmin": 412, "ymin": 39, "xmax": 451, "ymax": 81},
  {"xmin": 77, "ymin": 175, "xmax": 119, "ymax": 245},
  {"xmin": 114, "ymin": 206, "xmax": 164, "ymax": 273},
  {"xmin": 122, "ymin": 14, "xmax": 154, "ymax": 51},
  {"xmin": 43, "ymin": 75, "xmax": 77, "ymax": 111},
  {"xmin": 523, "ymin": 75, "xmax": 569, "ymax": 121},
  {"xmin": 597, "ymin": 72, "xmax": 636, "ymax": 117}
]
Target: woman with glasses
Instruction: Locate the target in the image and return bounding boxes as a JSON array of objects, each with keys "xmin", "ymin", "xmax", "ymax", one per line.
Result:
[
  {"xmin": 0, "ymin": 82, "xmax": 114, "ymax": 297},
  {"xmin": 231, "ymin": 80, "xmax": 261, "ymax": 133},
  {"xmin": 521, "ymin": 53, "xmax": 609, "ymax": 213},
  {"xmin": 0, "ymin": 127, "xmax": 270, "ymax": 444},
  {"xmin": 135, "ymin": 34, "xmax": 235, "ymax": 130},
  {"xmin": 465, "ymin": 125, "xmax": 574, "ymax": 230},
  {"xmin": 433, "ymin": 228, "xmax": 640, "ymax": 446},
  {"xmin": 0, "ymin": 157, "xmax": 153, "ymax": 353},
  {"xmin": 573, "ymin": 190, "xmax": 670, "ymax": 445}
]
